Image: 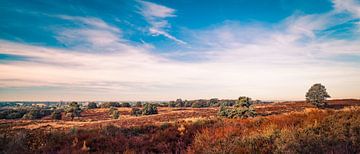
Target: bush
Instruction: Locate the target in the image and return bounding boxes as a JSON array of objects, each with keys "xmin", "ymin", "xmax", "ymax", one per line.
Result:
[
  {"xmin": 219, "ymin": 96, "xmax": 256, "ymax": 118},
  {"xmin": 191, "ymin": 100, "xmax": 209, "ymax": 108},
  {"xmin": 51, "ymin": 110, "xmax": 62, "ymax": 120},
  {"xmin": 168, "ymin": 101, "xmax": 176, "ymax": 107},
  {"xmin": 306, "ymin": 83, "xmax": 330, "ymax": 108},
  {"xmin": 209, "ymin": 98, "xmax": 219, "ymax": 106},
  {"xmin": 235, "ymin": 96, "xmax": 252, "ymax": 108},
  {"xmin": 120, "ymin": 102, "xmax": 131, "ymax": 107},
  {"xmin": 184, "ymin": 100, "xmax": 192, "ymax": 107},
  {"xmin": 134, "ymin": 101, "xmax": 142, "ymax": 107},
  {"xmin": 22, "ymin": 109, "xmax": 53, "ymax": 120},
  {"xmin": 87, "ymin": 102, "xmax": 97, "ymax": 109},
  {"xmin": 108, "ymin": 107, "xmax": 120, "ymax": 119},
  {"xmin": 65, "ymin": 102, "xmax": 82, "ymax": 119},
  {"xmin": 131, "ymin": 108, "xmax": 142, "ymax": 116},
  {"xmin": 100, "ymin": 102, "xmax": 120, "ymax": 108},
  {"xmin": 175, "ymin": 99, "xmax": 184, "ymax": 107},
  {"xmin": 112, "ymin": 110, "xmax": 120, "ymax": 119},
  {"xmin": 142, "ymin": 103, "xmax": 158, "ymax": 115}
]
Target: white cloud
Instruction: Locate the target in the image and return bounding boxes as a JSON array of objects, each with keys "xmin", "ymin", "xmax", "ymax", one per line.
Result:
[
  {"xmin": 1, "ymin": 7, "xmax": 360, "ymax": 101},
  {"xmin": 332, "ymin": 0, "xmax": 360, "ymax": 17},
  {"xmin": 137, "ymin": 0, "xmax": 187, "ymax": 44}
]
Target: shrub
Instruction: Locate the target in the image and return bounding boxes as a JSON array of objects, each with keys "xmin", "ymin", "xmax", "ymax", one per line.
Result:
[
  {"xmin": 65, "ymin": 102, "xmax": 82, "ymax": 119},
  {"xmin": 218, "ymin": 106, "xmax": 256, "ymax": 118},
  {"xmin": 87, "ymin": 102, "xmax": 97, "ymax": 109},
  {"xmin": 111, "ymin": 110, "xmax": 120, "ymax": 119},
  {"xmin": 235, "ymin": 96, "xmax": 252, "ymax": 108},
  {"xmin": 134, "ymin": 101, "xmax": 142, "ymax": 107},
  {"xmin": 168, "ymin": 101, "xmax": 176, "ymax": 107},
  {"xmin": 131, "ymin": 108, "xmax": 142, "ymax": 116},
  {"xmin": 22, "ymin": 109, "xmax": 53, "ymax": 120},
  {"xmin": 306, "ymin": 83, "xmax": 330, "ymax": 108},
  {"xmin": 142, "ymin": 103, "xmax": 158, "ymax": 115},
  {"xmin": 175, "ymin": 99, "xmax": 184, "ymax": 107},
  {"xmin": 191, "ymin": 100, "xmax": 209, "ymax": 108},
  {"xmin": 184, "ymin": 100, "xmax": 192, "ymax": 107},
  {"xmin": 209, "ymin": 98, "xmax": 219, "ymax": 106},
  {"xmin": 51, "ymin": 110, "xmax": 62, "ymax": 120},
  {"xmin": 219, "ymin": 96, "xmax": 256, "ymax": 118},
  {"xmin": 120, "ymin": 102, "xmax": 131, "ymax": 107},
  {"xmin": 100, "ymin": 102, "xmax": 120, "ymax": 108}
]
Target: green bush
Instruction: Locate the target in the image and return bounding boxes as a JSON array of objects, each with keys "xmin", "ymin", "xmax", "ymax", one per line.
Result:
[
  {"xmin": 134, "ymin": 101, "xmax": 142, "ymax": 107},
  {"xmin": 87, "ymin": 102, "xmax": 97, "ymax": 109},
  {"xmin": 219, "ymin": 96, "xmax": 256, "ymax": 118},
  {"xmin": 111, "ymin": 110, "xmax": 120, "ymax": 119},
  {"xmin": 100, "ymin": 102, "xmax": 120, "ymax": 108},
  {"xmin": 131, "ymin": 108, "xmax": 142, "ymax": 116},
  {"xmin": 168, "ymin": 101, "xmax": 176, "ymax": 107},
  {"xmin": 120, "ymin": 102, "xmax": 131, "ymax": 107},
  {"xmin": 51, "ymin": 110, "xmax": 62, "ymax": 120},
  {"xmin": 191, "ymin": 100, "xmax": 209, "ymax": 108},
  {"xmin": 175, "ymin": 99, "xmax": 184, "ymax": 107},
  {"xmin": 65, "ymin": 102, "xmax": 82, "ymax": 119},
  {"xmin": 142, "ymin": 103, "xmax": 158, "ymax": 115}
]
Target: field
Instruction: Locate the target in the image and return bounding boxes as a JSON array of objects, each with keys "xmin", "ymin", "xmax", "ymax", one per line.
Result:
[
  {"xmin": 1, "ymin": 99, "xmax": 360, "ymax": 153},
  {"xmin": 2, "ymin": 99, "xmax": 359, "ymax": 131}
]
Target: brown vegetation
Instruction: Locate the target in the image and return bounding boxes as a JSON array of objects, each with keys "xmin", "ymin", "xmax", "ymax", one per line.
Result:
[{"xmin": 0, "ymin": 99, "xmax": 360, "ymax": 153}]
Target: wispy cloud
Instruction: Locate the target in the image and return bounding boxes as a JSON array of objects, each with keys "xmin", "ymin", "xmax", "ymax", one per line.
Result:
[
  {"xmin": 332, "ymin": 0, "xmax": 360, "ymax": 17},
  {"xmin": 136, "ymin": 0, "xmax": 187, "ymax": 44}
]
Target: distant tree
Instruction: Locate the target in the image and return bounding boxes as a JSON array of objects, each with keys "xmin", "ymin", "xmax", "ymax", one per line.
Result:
[
  {"xmin": 87, "ymin": 102, "xmax": 97, "ymax": 109},
  {"xmin": 22, "ymin": 110, "xmax": 39, "ymax": 120},
  {"xmin": 209, "ymin": 98, "xmax": 219, "ymax": 106},
  {"xmin": 131, "ymin": 108, "xmax": 142, "ymax": 116},
  {"xmin": 100, "ymin": 102, "xmax": 120, "ymax": 108},
  {"xmin": 192, "ymin": 100, "xmax": 209, "ymax": 108},
  {"xmin": 175, "ymin": 99, "xmax": 184, "ymax": 107},
  {"xmin": 184, "ymin": 100, "xmax": 192, "ymax": 107},
  {"xmin": 121, "ymin": 102, "xmax": 131, "ymax": 107},
  {"xmin": 168, "ymin": 101, "xmax": 176, "ymax": 107},
  {"xmin": 51, "ymin": 110, "xmax": 62, "ymax": 120},
  {"xmin": 66, "ymin": 102, "xmax": 82, "ymax": 120},
  {"xmin": 135, "ymin": 101, "xmax": 142, "ymax": 107},
  {"xmin": 306, "ymin": 83, "xmax": 330, "ymax": 108},
  {"xmin": 142, "ymin": 103, "xmax": 158, "ymax": 115}
]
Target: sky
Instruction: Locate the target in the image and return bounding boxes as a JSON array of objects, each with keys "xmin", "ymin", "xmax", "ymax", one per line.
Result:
[{"xmin": 0, "ymin": 0, "xmax": 360, "ymax": 101}]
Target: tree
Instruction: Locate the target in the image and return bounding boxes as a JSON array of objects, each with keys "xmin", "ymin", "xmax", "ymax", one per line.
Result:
[
  {"xmin": 175, "ymin": 99, "xmax": 184, "ymax": 107},
  {"xmin": 135, "ymin": 101, "xmax": 142, "ymax": 107},
  {"xmin": 100, "ymin": 102, "xmax": 120, "ymax": 108},
  {"xmin": 306, "ymin": 83, "xmax": 330, "ymax": 108},
  {"xmin": 168, "ymin": 101, "xmax": 176, "ymax": 107},
  {"xmin": 87, "ymin": 102, "xmax": 97, "ymax": 109},
  {"xmin": 209, "ymin": 98, "xmax": 219, "ymax": 107},
  {"xmin": 66, "ymin": 102, "xmax": 82, "ymax": 120}
]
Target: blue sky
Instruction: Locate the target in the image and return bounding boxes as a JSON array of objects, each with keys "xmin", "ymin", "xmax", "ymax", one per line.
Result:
[{"xmin": 0, "ymin": 0, "xmax": 360, "ymax": 101}]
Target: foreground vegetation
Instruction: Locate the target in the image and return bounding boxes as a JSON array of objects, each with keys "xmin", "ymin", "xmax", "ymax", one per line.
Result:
[{"xmin": 1, "ymin": 102, "xmax": 360, "ymax": 153}]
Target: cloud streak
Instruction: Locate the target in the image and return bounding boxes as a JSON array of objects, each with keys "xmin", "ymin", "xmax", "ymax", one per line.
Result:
[{"xmin": 136, "ymin": 0, "xmax": 187, "ymax": 44}]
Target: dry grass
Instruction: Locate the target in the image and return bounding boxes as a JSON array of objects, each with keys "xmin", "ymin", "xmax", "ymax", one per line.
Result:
[{"xmin": 1, "ymin": 99, "xmax": 359, "ymax": 131}]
